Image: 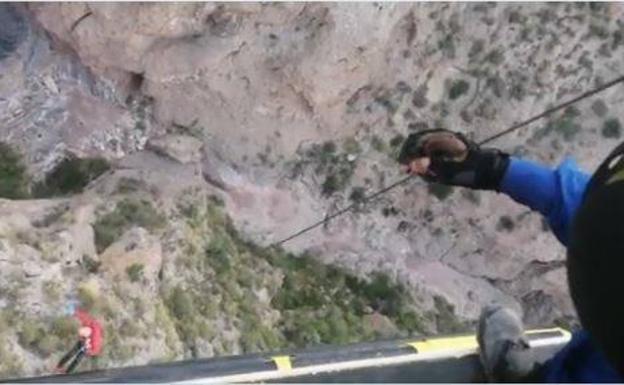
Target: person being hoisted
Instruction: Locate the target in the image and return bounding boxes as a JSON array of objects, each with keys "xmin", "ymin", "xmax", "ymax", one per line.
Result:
[
  {"xmin": 399, "ymin": 129, "xmax": 624, "ymax": 382},
  {"xmin": 55, "ymin": 306, "xmax": 103, "ymax": 374}
]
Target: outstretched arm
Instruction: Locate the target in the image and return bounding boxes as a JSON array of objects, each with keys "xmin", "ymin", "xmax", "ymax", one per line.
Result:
[
  {"xmin": 398, "ymin": 130, "xmax": 590, "ymax": 246},
  {"xmin": 500, "ymin": 157, "xmax": 591, "ymax": 246}
]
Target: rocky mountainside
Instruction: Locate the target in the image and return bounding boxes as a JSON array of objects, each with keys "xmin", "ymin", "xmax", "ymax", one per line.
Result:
[{"xmin": 1, "ymin": 2, "xmax": 624, "ymax": 378}]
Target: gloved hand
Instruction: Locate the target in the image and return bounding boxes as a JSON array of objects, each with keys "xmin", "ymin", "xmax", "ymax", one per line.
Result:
[{"xmin": 398, "ymin": 129, "xmax": 510, "ymax": 190}]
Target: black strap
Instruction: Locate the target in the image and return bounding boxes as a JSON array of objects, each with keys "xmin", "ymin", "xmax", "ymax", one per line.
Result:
[{"xmin": 57, "ymin": 341, "xmax": 84, "ymax": 369}]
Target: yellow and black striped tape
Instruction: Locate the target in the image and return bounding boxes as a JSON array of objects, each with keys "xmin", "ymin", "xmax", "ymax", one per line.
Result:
[
  {"xmin": 406, "ymin": 327, "xmax": 570, "ymax": 354},
  {"xmin": 271, "ymin": 356, "xmax": 293, "ymax": 372}
]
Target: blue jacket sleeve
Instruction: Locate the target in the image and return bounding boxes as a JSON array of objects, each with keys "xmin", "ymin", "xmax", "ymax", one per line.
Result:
[
  {"xmin": 500, "ymin": 158, "xmax": 622, "ymax": 382},
  {"xmin": 500, "ymin": 157, "xmax": 591, "ymax": 246}
]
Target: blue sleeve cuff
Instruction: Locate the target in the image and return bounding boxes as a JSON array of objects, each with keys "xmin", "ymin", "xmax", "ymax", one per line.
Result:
[
  {"xmin": 501, "ymin": 157, "xmax": 558, "ymax": 216},
  {"xmin": 500, "ymin": 157, "xmax": 590, "ymax": 245}
]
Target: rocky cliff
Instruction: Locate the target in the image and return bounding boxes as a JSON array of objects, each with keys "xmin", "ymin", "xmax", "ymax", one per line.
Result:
[{"xmin": 1, "ymin": 2, "xmax": 623, "ymax": 378}]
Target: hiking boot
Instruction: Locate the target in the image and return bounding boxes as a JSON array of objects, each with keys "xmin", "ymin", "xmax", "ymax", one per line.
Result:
[{"xmin": 477, "ymin": 305, "xmax": 536, "ymax": 382}]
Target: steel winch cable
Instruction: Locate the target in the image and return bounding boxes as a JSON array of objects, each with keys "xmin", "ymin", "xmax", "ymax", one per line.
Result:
[{"xmin": 272, "ymin": 74, "xmax": 624, "ymax": 247}]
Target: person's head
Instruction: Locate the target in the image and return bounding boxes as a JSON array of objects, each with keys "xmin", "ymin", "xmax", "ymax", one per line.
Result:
[
  {"xmin": 569, "ymin": 141, "xmax": 624, "ymax": 375},
  {"xmin": 78, "ymin": 326, "xmax": 92, "ymax": 339}
]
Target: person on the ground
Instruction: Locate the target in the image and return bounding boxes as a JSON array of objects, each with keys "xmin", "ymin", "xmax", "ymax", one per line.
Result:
[
  {"xmin": 398, "ymin": 129, "xmax": 624, "ymax": 382},
  {"xmin": 55, "ymin": 308, "xmax": 103, "ymax": 374}
]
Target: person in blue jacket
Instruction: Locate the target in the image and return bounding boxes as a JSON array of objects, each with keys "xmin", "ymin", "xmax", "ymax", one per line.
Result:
[{"xmin": 398, "ymin": 129, "xmax": 624, "ymax": 382}]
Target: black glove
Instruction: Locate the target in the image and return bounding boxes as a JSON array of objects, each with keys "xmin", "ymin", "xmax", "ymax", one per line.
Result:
[{"xmin": 398, "ymin": 129, "xmax": 510, "ymax": 191}]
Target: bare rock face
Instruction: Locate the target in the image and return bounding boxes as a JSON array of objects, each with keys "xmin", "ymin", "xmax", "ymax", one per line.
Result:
[
  {"xmin": 2, "ymin": 2, "xmax": 624, "ymax": 377},
  {"xmin": 0, "ymin": 3, "xmax": 155, "ymax": 180},
  {"xmin": 363, "ymin": 313, "xmax": 400, "ymax": 339},
  {"xmin": 0, "ymin": 4, "xmax": 27, "ymax": 61},
  {"xmin": 147, "ymin": 134, "xmax": 203, "ymax": 165},
  {"xmin": 28, "ymin": 4, "xmax": 215, "ymax": 75},
  {"xmin": 19, "ymin": 1, "xmax": 618, "ymax": 322},
  {"xmin": 99, "ymin": 227, "xmax": 163, "ymax": 283}
]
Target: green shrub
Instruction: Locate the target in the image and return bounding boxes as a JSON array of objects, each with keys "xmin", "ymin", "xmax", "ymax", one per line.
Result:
[
  {"xmin": 356, "ymin": 274, "xmax": 397, "ymax": 305},
  {"xmin": 205, "ymin": 237, "xmax": 232, "ymax": 274},
  {"xmin": 115, "ymin": 177, "xmax": 143, "ymax": 194},
  {"xmin": 448, "ymin": 79, "xmax": 470, "ymax": 100},
  {"xmin": 103, "ymin": 324, "xmax": 134, "ymax": 362},
  {"xmin": 564, "ymin": 106, "xmax": 581, "ymax": 118},
  {"xmin": 0, "ymin": 334, "xmax": 23, "ymax": 377},
  {"xmin": 209, "ymin": 194, "xmax": 225, "ymax": 207},
  {"xmin": 370, "ymin": 135, "xmax": 386, "ymax": 152},
  {"xmin": 349, "ymin": 186, "xmax": 366, "ymax": 204},
  {"xmin": 412, "ymin": 85, "xmax": 429, "ymax": 108},
  {"xmin": 119, "ymin": 319, "xmax": 143, "ymax": 338},
  {"xmin": 613, "ymin": 29, "xmax": 624, "ymax": 50},
  {"xmin": 16, "ymin": 316, "xmax": 75, "ymax": 357},
  {"xmin": 167, "ymin": 286, "xmax": 194, "ymax": 321},
  {"xmin": 342, "ymin": 137, "xmax": 361, "ymax": 154},
  {"xmin": 437, "ymin": 33, "xmax": 456, "ymax": 58},
  {"xmin": 18, "ymin": 319, "xmax": 45, "ymax": 348},
  {"xmin": 32, "ymin": 204, "xmax": 69, "ymax": 228},
  {"xmin": 408, "ymin": 122, "xmax": 429, "ymax": 131},
  {"xmin": 389, "ymin": 134, "xmax": 405, "ymax": 148},
  {"xmin": 508, "ymin": 10, "xmax": 527, "ymax": 24},
  {"xmin": 497, "ymin": 215, "xmax": 515, "ymax": 232},
  {"xmin": 36, "ymin": 335, "xmax": 60, "ymax": 356},
  {"xmin": 0, "ymin": 310, "xmax": 17, "ymax": 333},
  {"xmin": 239, "ymin": 317, "xmax": 283, "ymax": 353},
  {"xmin": 468, "ymin": 39, "xmax": 485, "ymax": 59},
  {"xmin": 42, "ymin": 280, "xmax": 62, "ymax": 302},
  {"xmin": 318, "ymin": 141, "xmax": 337, "ymax": 160},
  {"xmin": 535, "ymin": 114, "xmax": 581, "ymax": 142},
  {"xmin": 323, "ymin": 306, "xmax": 351, "ymax": 344},
  {"xmin": 433, "ymin": 295, "xmax": 467, "ymax": 333},
  {"xmin": 164, "ymin": 286, "xmax": 217, "ymax": 349},
  {"xmin": 82, "ymin": 255, "xmax": 102, "ymax": 274},
  {"xmin": 602, "ymin": 118, "xmax": 622, "ymax": 139},
  {"xmin": 33, "ymin": 156, "xmax": 110, "ymax": 198},
  {"xmin": 77, "ymin": 283, "xmax": 99, "ymax": 312},
  {"xmin": 0, "ymin": 142, "xmax": 30, "ymax": 199},
  {"xmin": 93, "ymin": 198, "xmax": 164, "ymax": 253},
  {"xmin": 165, "ymin": 197, "xmax": 429, "ymax": 356},
  {"xmin": 374, "ymin": 90, "xmax": 397, "ymax": 114},
  {"xmin": 321, "ymin": 167, "xmax": 353, "ymax": 197},
  {"xmin": 589, "ymin": 23, "xmax": 609, "ymax": 39},
  {"xmin": 485, "ymin": 48, "xmax": 504, "ymax": 65},
  {"xmin": 51, "ymin": 316, "xmax": 79, "ymax": 341},
  {"xmin": 461, "ymin": 189, "xmax": 481, "ymax": 205},
  {"xmin": 592, "ymin": 99, "xmax": 608, "ymax": 117},
  {"xmin": 153, "ymin": 302, "xmax": 179, "ymax": 354},
  {"xmin": 126, "ymin": 263, "xmax": 145, "ymax": 282},
  {"xmin": 303, "ymin": 140, "xmax": 356, "ymax": 197},
  {"xmin": 269, "ymin": 251, "xmax": 425, "ymax": 347},
  {"xmin": 395, "ymin": 309, "xmax": 425, "ymax": 332},
  {"xmin": 381, "ymin": 206, "xmax": 399, "ymax": 217}
]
